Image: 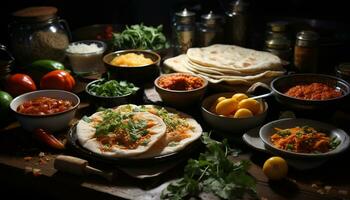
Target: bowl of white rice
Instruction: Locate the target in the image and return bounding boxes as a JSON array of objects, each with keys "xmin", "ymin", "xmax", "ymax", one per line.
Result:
[{"xmin": 65, "ymin": 40, "xmax": 107, "ymax": 77}]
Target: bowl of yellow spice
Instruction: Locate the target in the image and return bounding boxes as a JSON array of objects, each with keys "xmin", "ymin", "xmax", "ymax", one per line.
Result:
[
  {"xmin": 201, "ymin": 92, "xmax": 268, "ymax": 133},
  {"xmin": 103, "ymin": 49, "xmax": 161, "ymax": 85}
]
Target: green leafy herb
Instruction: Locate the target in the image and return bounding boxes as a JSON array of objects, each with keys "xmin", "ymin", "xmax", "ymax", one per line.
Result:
[
  {"xmin": 286, "ymin": 143, "xmax": 294, "ymax": 151},
  {"xmin": 330, "ymin": 137, "xmax": 341, "ymax": 149},
  {"xmin": 89, "ymin": 79, "xmax": 139, "ymax": 97},
  {"xmin": 94, "ymin": 109, "xmax": 148, "ymax": 143},
  {"xmin": 82, "ymin": 116, "xmax": 91, "ymax": 123},
  {"xmin": 112, "ymin": 24, "xmax": 169, "ymax": 51},
  {"xmin": 161, "ymin": 133, "xmax": 256, "ymax": 200},
  {"xmin": 277, "ymin": 129, "xmax": 291, "ymax": 137}
]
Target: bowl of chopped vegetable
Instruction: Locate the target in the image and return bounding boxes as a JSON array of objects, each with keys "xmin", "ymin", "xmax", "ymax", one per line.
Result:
[
  {"xmin": 85, "ymin": 79, "xmax": 139, "ymax": 108},
  {"xmin": 259, "ymin": 118, "xmax": 349, "ymax": 159},
  {"xmin": 103, "ymin": 49, "xmax": 161, "ymax": 85}
]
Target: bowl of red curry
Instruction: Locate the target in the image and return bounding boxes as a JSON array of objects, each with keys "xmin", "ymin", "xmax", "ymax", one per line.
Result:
[
  {"xmin": 10, "ymin": 90, "xmax": 80, "ymax": 132},
  {"xmin": 154, "ymin": 73, "xmax": 208, "ymax": 108},
  {"xmin": 270, "ymin": 74, "xmax": 350, "ymax": 110}
]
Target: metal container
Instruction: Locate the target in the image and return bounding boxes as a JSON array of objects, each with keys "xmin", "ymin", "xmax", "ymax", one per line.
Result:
[
  {"xmin": 224, "ymin": 0, "xmax": 250, "ymax": 46},
  {"xmin": 264, "ymin": 22, "xmax": 292, "ymax": 61},
  {"xmin": 172, "ymin": 8, "xmax": 196, "ymax": 54},
  {"xmin": 294, "ymin": 31, "xmax": 319, "ymax": 72},
  {"xmin": 198, "ymin": 11, "xmax": 223, "ymax": 47},
  {"xmin": 8, "ymin": 7, "xmax": 71, "ymax": 65}
]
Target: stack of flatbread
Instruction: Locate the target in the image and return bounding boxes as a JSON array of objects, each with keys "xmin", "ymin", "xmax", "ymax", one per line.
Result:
[{"xmin": 164, "ymin": 44, "xmax": 285, "ymax": 86}]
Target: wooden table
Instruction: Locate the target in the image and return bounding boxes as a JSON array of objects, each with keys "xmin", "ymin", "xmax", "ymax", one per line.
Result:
[{"xmin": 1, "ymin": 91, "xmax": 350, "ymax": 200}]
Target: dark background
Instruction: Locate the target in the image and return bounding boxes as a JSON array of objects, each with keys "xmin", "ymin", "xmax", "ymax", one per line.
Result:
[{"xmin": 1, "ymin": 0, "xmax": 350, "ymax": 72}]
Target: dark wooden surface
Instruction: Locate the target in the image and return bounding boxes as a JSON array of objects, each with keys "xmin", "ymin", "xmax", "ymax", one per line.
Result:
[{"xmin": 1, "ymin": 91, "xmax": 350, "ymax": 200}]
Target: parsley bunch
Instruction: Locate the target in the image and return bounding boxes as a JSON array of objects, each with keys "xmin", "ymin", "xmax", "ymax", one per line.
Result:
[
  {"xmin": 161, "ymin": 133, "xmax": 257, "ymax": 200},
  {"xmin": 112, "ymin": 24, "xmax": 169, "ymax": 51},
  {"xmin": 88, "ymin": 79, "xmax": 139, "ymax": 97}
]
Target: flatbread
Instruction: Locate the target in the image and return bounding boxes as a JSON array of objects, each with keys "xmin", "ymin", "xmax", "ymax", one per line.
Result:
[
  {"xmin": 115, "ymin": 104, "xmax": 203, "ymax": 158},
  {"xmin": 164, "ymin": 54, "xmax": 285, "ymax": 85},
  {"xmin": 76, "ymin": 110, "xmax": 166, "ymax": 158},
  {"xmin": 187, "ymin": 44, "xmax": 282, "ymax": 73}
]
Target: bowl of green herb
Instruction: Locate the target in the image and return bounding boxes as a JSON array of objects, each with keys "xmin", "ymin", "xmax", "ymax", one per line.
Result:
[{"xmin": 86, "ymin": 79, "xmax": 139, "ymax": 108}]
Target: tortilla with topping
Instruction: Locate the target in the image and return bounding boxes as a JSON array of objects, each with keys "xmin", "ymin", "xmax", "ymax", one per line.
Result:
[
  {"xmin": 76, "ymin": 109, "xmax": 166, "ymax": 157},
  {"xmin": 115, "ymin": 104, "xmax": 203, "ymax": 158}
]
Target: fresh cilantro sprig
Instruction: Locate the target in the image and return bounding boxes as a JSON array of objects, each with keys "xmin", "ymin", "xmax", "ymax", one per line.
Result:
[
  {"xmin": 112, "ymin": 24, "xmax": 169, "ymax": 51},
  {"xmin": 161, "ymin": 133, "xmax": 257, "ymax": 200},
  {"xmin": 89, "ymin": 79, "xmax": 139, "ymax": 97}
]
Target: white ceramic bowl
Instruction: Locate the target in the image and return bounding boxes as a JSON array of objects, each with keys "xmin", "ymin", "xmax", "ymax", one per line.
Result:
[{"xmin": 10, "ymin": 90, "xmax": 80, "ymax": 132}]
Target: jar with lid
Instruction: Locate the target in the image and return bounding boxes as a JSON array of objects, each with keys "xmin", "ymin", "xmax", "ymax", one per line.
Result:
[
  {"xmin": 9, "ymin": 6, "xmax": 71, "ymax": 65},
  {"xmin": 264, "ymin": 21, "xmax": 292, "ymax": 62},
  {"xmin": 294, "ymin": 31, "xmax": 319, "ymax": 73},
  {"xmin": 172, "ymin": 8, "xmax": 196, "ymax": 54},
  {"xmin": 224, "ymin": 0, "xmax": 250, "ymax": 46},
  {"xmin": 197, "ymin": 11, "xmax": 223, "ymax": 47}
]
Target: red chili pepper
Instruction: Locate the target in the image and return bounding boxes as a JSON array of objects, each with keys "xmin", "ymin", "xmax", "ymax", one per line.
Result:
[{"xmin": 33, "ymin": 128, "xmax": 65, "ymax": 150}]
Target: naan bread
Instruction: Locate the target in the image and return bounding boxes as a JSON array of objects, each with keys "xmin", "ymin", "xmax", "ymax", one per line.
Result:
[
  {"xmin": 115, "ymin": 104, "xmax": 203, "ymax": 158},
  {"xmin": 164, "ymin": 54, "xmax": 285, "ymax": 85},
  {"xmin": 187, "ymin": 44, "xmax": 282, "ymax": 73},
  {"xmin": 76, "ymin": 111, "xmax": 166, "ymax": 158}
]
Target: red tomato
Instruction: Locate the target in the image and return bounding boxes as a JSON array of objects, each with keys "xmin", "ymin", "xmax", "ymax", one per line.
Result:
[
  {"xmin": 5, "ymin": 74, "xmax": 37, "ymax": 96},
  {"xmin": 40, "ymin": 70, "xmax": 76, "ymax": 91}
]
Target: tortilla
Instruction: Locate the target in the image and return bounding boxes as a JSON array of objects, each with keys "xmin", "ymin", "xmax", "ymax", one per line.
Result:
[
  {"xmin": 76, "ymin": 110, "xmax": 166, "ymax": 158},
  {"xmin": 115, "ymin": 104, "xmax": 203, "ymax": 158},
  {"xmin": 164, "ymin": 54, "xmax": 285, "ymax": 85},
  {"xmin": 187, "ymin": 44, "xmax": 282, "ymax": 73}
]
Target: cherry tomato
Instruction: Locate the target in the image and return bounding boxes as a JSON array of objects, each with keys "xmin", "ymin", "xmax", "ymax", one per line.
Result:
[
  {"xmin": 40, "ymin": 70, "xmax": 75, "ymax": 91},
  {"xmin": 5, "ymin": 74, "xmax": 37, "ymax": 96}
]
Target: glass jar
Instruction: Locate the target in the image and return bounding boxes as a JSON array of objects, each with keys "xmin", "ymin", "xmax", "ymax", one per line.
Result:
[
  {"xmin": 172, "ymin": 8, "xmax": 196, "ymax": 55},
  {"xmin": 198, "ymin": 11, "xmax": 223, "ymax": 47},
  {"xmin": 9, "ymin": 7, "xmax": 71, "ymax": 65},
  {"xmin": 294, "ymin": 31, "xmax": 319, "ymax": 73}
]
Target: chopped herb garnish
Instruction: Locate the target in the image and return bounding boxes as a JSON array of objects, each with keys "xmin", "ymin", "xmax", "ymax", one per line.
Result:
[
  {"xmin": 330, "ymin": 137, "xmax": 341, "ymax": 149},
  {"xmin": 89, "ymin": 79, "xmax": 139, "ymax": 97},
  {"xmin": 168, "ymin": 141, "xmax": 179, "ymax": 147},
  {"xmin": 82, "ymin": 116, "xmax": 91, "ymax": 123},
  {"xmin": 286, "ymin": 144, "xmax": 294, "ymax": 151},
  {"xmin": 277, "ymin": 129, "xmax": 291, "ymax": 137}
]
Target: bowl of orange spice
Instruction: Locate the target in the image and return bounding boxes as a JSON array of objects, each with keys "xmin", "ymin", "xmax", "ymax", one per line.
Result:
[
  {"xmin": 270, "ymin": 73, "xmax": 350, "ymax": 110},
  {"xmin": 154, "ymin": 73, "xmax": 208, "ymax": 108}
]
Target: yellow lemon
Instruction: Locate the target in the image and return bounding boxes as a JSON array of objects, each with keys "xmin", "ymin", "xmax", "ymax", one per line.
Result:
[
  {"xmin": 263, "ymin": 156, "xmax": 288, "ymax": 180},
  {"xmin": 215, "ymin": 98, "xmax": 238, "ymax": 116},
  {"xmin": 237, "ymin": 98, "xmax": 261, "ymax": 115},
  {"xmin": 217, "ymin": 97, "xmax": 227, "ymax": 102},
  {"xmin": 232, "ymin": 93, "xmax": 249, "ymax": 102},
  {"xmin": 233, "ymin": 108, "xmax": 253, "ymax": 118}
]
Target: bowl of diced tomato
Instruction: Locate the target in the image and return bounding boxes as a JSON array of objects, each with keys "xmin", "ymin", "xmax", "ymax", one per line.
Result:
[{"xmin": 10, "ymin": 90, "xmax": 80, "ymax": 132}]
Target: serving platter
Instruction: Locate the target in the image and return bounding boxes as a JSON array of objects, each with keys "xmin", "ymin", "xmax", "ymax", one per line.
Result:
[{"xmin": 67, "ymin": 124, "xmax": 202, "ymax": 167}]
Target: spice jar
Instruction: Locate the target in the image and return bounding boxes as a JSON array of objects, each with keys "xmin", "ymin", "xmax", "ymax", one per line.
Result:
[
  {"xmin": 294, "ymin": 31, "xmax": 319, "ymax": 73},
  {"xmin": 9, "ymin": 7, "xmax": 71, "ymax": 65},
  {"xmin": 264, "ymin": 22, "xmax": 292, "ymax": 62},
  {"xmin": 172, "ymin": 8, "xmax": 196, "ymax": 54},
  {"xmin": 224, "ymin": 0, "xmax": 250, "ymax": 46},
  {"xmin": 197, "ymin": 11, "xmax": 223, "ymax": 47}
]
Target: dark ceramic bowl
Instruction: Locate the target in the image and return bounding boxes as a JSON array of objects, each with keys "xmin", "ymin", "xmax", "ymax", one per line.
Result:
[
  {"xmin": 201, "ymin": 92, "xmax": 268, "ymax": 133},
  {"xmin": 103, "ymin": 49, "xmax": 161, "ymax": 85},
  {"xmin": 270, "ymin": 73, "xmax": 350, "ymax": 110},
  {"xmin": 154, "ymin": 73, "xmax": 208, "ymax": 108},
  {"xmin": 85, "ymin": 79, "xmax": 138, "ymax": 108},
  {"xmin": 259, "ymin": 118, "xmax": 349, "ymax": 159}
]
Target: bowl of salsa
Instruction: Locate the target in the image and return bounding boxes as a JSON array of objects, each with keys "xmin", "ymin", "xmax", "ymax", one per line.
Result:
[
  {"xmin": 270, "ymin": 73, "xmax": 350, "ymax": 110},
  {"xmin": 154, "ymin": 73, "xmax": 208, "ymax": 108}
]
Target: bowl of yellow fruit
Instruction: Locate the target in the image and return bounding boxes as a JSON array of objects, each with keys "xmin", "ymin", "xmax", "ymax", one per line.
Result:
[{"xmin": 201, "ymin": 92, "xmax": 268, "ymax": 133}]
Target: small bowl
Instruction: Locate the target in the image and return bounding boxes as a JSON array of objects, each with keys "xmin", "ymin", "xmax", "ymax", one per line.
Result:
[
  {"xmin": 154, "ymin": 73, "xmax": 208, "ymax": 108},
  {"xmin": 10, "ymin": 90, "xmax": 80, "ymax": 132},
  {"xmin": 271, "ymin": 73, "xmax": 350, "ymax": 110},
  {"xmin": 85, "ymin": 79, "xmax": 138, "ymax": 108},
  {"xmin": 103, "ymin": 49, "xmax": 161, "ymax": 85},
  {"xmin": 259, "ymin": 118, "xmax": 350, "ymax": 159},
  {"xmin": 201, "ymin": 92, "xmax": 268, "ymax": 133},
  {"xmin": 66, "ymin": 40, "xmax": 107, "ymax": 76}
]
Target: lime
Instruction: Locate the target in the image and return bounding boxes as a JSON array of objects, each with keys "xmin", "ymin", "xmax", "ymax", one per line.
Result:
[{"xmin": 0, "ymin": 91, "xmax": 13, "ymax": 119}]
